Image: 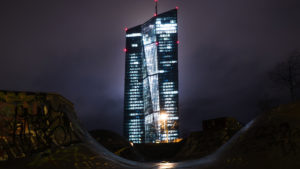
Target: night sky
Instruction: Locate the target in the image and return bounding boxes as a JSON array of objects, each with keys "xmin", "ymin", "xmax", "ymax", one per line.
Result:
[{"xmin": 1, "ymin": 0, "xmax": 300, "ymax": 135}]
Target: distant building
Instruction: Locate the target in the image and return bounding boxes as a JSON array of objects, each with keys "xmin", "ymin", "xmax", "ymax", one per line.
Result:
[{"xmin": 123, "ymin": 9, "xmax": 179, "ymax": 143}]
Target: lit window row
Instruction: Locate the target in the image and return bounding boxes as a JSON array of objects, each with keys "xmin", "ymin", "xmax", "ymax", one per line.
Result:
[
  {"xmin": 164, "ymin": 101, "xmax": 176, "ymax": 104},
  {"xmin": 128, "ymin": 107, "xmax": 143, "ymax": 110},
  {"xmin": 129, "ymin": 128, "xmax": 143, "ymax": 132},
  {"xmin": 129, "ymin": 135, "xmax": 142, "ymax": 138},
  {"xmin": 160, "ymin": 50, "xmax": 173, "ymax": 53},
  {"xmin": 162, "ymin": 95, "xmax": 177, "ymax": 98},
  {"xmin": 159, "ymin": 47, "xmax": 174, "ymax": 50},
  {"xmin": 128, "ymin": 74, "xmax": 140, "ymax": 77},
  {"xmin": 128, "ymin": 57, "xmax": 139, "ymax": 60},
  {"xmin": 128, "ymin": 77, "xmax": 140, "ymax": 80},
  {"xmin": 129, "ymin": 68, "xmax": 141, "ymax": 71},
  {"xmin": 129, "ymin": 138, "xmax": 141, "ymax": 140},
  {"xmin": 162, "ymin": 133, "xmax": 178, "ymax": 137},
  {"xmin": 162, "ymin": 89, "xmax": 175, "ymax": 92},
  {"xmin": 156, "ymin": 27, "xmax": 177, "ymax": 32},
  {"xmin": 163, "ymin": 82, "xmax": 175, "ymax": 85},
  {"xmin": 128, "ymin": 81, "xmax": 139, "ymax": 84},
  {"xmin": 128, "ymin": 59, "xmax": 139, "ymax": 62},
  {"xmin": 157, "ymin": 30, "xmax": 177, "ymax": 34},
  {"xmin": 129, "ymin": 89, "xmax": 140, "ymax": 92},
  {"xmin": 128, "ymin": 98, "xmax": 137, "ymax": 101},
  {"xmin": 162, "ymin": 85, "xmax": 175, "ymax": 88},
  {"xmin": 129, "ymin": 140, "xmax": 141, "ymax": 144},
  {"xmin": 129, "ymin": 61, "xmax": 140, "ymax": 65},
  {"xmin": 128, "ymin": 53, "xmax": 138, "ymax": 56},
  {"xmin": 128, "ymin": 103, "xmax": 143, "ymax": 107},
  {"xmin": 128, "ymin": 92, "xmax": 142, "ymax": 95},
  {"xmin": 126, "ymin": 92, "xmax": 142, "ymax": 95},
  {"xmin": 129, "ymin": 138, "xmax": 140, "ymax": 140},
  {"xmin": 129, "ymin": 129, "xmax": 143, "ymax": 134},
  {"xmin": 156, "ymin": 17, "xmax": 176, "ymax": 21},
  {"xmin": 128, "ymin": 125, "xmax": 143, "ymax": 129},
  {"xmin": 163, "ymin": 113, "xmax": 176, "ymax": 117},
  {"xmin": 158, "ymin": 40, "xmax": 175, "ymax": 44},
  {"xmin": 161, "ymin": 133, "xmax": 178, "ymax": 137},
  {"xmin": 128, "ymin": 101, "xmax": 143, "ymax": 104},
  {"xmin": 129, "ymin": 113, "xmax": 142, "ymax": 116},
  {"xmin": 156, "ymin": 23, "xmax": 177, "ymax": 28},
  {"xmin": 126, "ymin": 33, "xmax": 142, "ymax": 37},
  {"xmin": 128, "ymin": 79, "xmax": 140, "ymax": 83},
  {"xmin": 128, "ymin": 54, "xmax": 138, "ymax": 56},
  {"xmin": 128, "ymin": 122, "xmax": 143, "ymax": 125},
  {"xmin": 129, "ymin": 133, "xmax": 143, "ymax": 136},
  {"xmin": 164, "ymin": 110, "xmax": 176, "ymax": 113},
  {"xmin": 129, "ymin": 119, "xmax": 143, "ymax": 122},
  {"xmin": 129, "ymin": 71, "xmax": 138, "ymax": 73},
  {"xmin": 159, "ymin": 34, "xmax": 170, "ymax": 37},
  {"xmin": 159, "ymin": 46, "xmax": 174, "ymax": 50},
  {"xmin": 128, "ymin": 105, "xmax": 143, "ymax": 108},
  {"xmin": 164, "ymin": 107, "xmax": 177, "ymax": 110},
  {"xmin": 129, "ymin": 66, "xmax": 140, "ymax": 69},
  {"xmin": 127, "ymin": 95, "xmax": 141, "ymax": 98},
  {"xmin": 168, "ymin": 117, "xmax": 179, "ymax": 120},
  {"xmin": 128, "ymin": 82, "xmax": 142, "ymax": 85},
  {"xmin": 161, "ymin": 60, "xmax": 177, "ymax": 64},
  {"xmin": 164, "ymin": 104, "xmax": 175, "ymax": 107},
  {"xmin": 164, "ymin": 130, "xmax": 178, "ymax": 134},
  {"xmin": 131, "ymin": 86, "xmax": 142, "ymax": 89},
  {"xmin": 130, "ymin": 87, "xmax": 140, "ymax": 91}
]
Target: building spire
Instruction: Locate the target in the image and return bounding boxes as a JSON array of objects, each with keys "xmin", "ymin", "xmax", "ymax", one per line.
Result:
[{"xmin": 154, "ymin": 0, "xmax": 158, "ymax": 16}]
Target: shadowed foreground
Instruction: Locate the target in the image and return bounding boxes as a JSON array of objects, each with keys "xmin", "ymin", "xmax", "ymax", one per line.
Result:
[{"xmin": 0, "ymin": 91, "xmax": 300, "ymax": 169}]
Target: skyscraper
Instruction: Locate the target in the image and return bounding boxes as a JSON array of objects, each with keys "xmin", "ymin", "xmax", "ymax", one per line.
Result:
[{"xmin": 124, "ymin": 9, "xmax": 179, "ymax": 143}]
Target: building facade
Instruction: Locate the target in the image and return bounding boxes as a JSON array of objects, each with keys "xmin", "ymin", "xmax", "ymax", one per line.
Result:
[{"xmin": 124, "ymin": 9, "xmax": 179, "ymax": 143}]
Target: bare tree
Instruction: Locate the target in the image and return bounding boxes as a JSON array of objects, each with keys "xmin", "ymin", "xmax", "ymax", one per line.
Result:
[{"xmin": 269, "ymin": 52, "xmax": 300, "ymax": 101}]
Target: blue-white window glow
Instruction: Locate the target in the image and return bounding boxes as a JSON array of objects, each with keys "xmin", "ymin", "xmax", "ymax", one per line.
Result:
[{"xmin": 124, "ymin": 9, "xmax": 179, "ymax": 143}]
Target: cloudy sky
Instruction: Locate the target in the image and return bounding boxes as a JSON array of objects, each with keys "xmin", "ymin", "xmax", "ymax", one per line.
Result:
[{"xmin": 1, "ymin": 0, "xmax": 300, "ymax": 135}]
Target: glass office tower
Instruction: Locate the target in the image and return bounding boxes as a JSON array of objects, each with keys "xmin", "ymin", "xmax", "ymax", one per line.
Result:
[
  {"xmin": 124, "ymin": 9, "xmax": 179, "ymax": 143},
  {"xmin": 124, "ymin": 26, "xmax": 145, "ymax": 143}
]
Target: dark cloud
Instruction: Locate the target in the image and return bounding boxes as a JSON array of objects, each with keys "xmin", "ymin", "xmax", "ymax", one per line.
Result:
[{"xmin": 0, "ymin": 0, "xmax": 300, "ymax": 135}]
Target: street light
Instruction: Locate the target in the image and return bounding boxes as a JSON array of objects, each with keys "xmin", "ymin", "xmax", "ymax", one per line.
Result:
[{"xmin": 159, "ymin": 112, "xmax": 168, "ymax": 143}]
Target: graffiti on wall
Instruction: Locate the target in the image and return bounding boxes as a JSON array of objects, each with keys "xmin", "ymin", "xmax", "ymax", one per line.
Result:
[{"xmin": 0, "ymin": 91, "xmax": 79, "ymax": 161}]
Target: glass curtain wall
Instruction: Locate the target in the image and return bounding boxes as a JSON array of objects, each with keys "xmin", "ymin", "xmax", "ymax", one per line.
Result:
[{"xmin": 124, "ymin": 9, "xmax": 179, "ymax": 143}]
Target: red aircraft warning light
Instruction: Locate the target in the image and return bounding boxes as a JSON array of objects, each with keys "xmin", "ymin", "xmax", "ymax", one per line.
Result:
[
  {"xmin": 125, "ymin": 27, "xmax": 128, "ymax": 32},
  {"xmin": 123, "ymin": 48, "xmax": 127, "ymax": 52},
  {"xmin": 176, "ymin": 6, "xmax": 179, "ymax": 10},
  {"xmin": 155, "ymin": 42, "xmax": 159, "ymax": 46},
  {"xmin": 177, "ymin": 41, "xmax": 180, "ymax": 44}
]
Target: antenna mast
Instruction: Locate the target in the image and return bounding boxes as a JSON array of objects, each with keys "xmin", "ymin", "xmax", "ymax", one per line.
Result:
[{"xmin": 155, "ymin": 0, "xmax": 158, "ymax": 16}]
